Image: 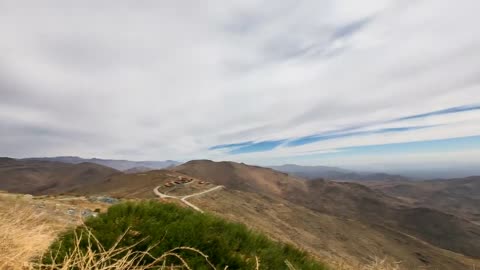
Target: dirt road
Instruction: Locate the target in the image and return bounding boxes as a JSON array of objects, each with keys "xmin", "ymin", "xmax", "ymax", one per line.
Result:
[{"xmin": 153, "ymin": 185, "xmax": 223, "ymax": 213}]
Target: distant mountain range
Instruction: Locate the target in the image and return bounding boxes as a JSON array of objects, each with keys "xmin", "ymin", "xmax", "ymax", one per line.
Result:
[
  {"xmin": 0, "ymin": 157, "xmax": 119, "ymax": 194},
  {"xmin": 269, "ymin": 164, "xmax": 410, "ymax": 181},
  {"xmin": 22, "ymin": 156, "xmax": 181, "ymax": 171}
]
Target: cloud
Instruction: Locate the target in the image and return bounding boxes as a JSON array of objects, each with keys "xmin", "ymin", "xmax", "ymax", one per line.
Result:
[
  {"xmin": 229, "ymin": 140, "xmax": 287, "ymax": 154},
  {"xmin": 209, "ymin": 141, "xmax": 254, "ymax": 151},
  {"xmin": 210, "ymin": 103, "xmax": 480, "ymax": 151},
  {"xmin": 394, "ymin": 104, "xmax": 480, "ymax": 122},
  {"xmin": 285, "ymin": 125, "xmax": 435, "ymax": 147},
  {"xmin": 0, "ymin": 0, "xmax": 479, "ymax": 170},
  {"xmin": 332, "ymin": 17, "xmax": 372, "ymax": 40}
]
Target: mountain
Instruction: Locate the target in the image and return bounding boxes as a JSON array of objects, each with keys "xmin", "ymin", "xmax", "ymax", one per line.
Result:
[
  {"xmin": 3, "ymin": 157, "xmax": 479, "ymax": 269},
  {"xmin": 365, "ymin": 176, "xmax": 480, "ymax": 224},
  {"xmin": 71, "ymin": 169, "xmax": 201, "ymax": 199},
  {"xmin": 174, "ymin": 160, "xmax": 308, "ymax": 196},
  {"xmin": 0, "ymin": 157, "xmax": 119, "ymax": 194},
  {"xmin": 270, "ymin": 164, "xmax": 410, "ymax": 181},
  {"xmin": 23, "ymin": 156, "xmax": 180, "ymax": 171},
  {"xmin": 123, "ymin": 166, "xmax": 154, "ymax": 174},
  {"xmin": 174, "ymin": 160, "xmax": 480, "ymax": 260},
  {"xmin": 186, "ymin": 186, "xmax": 479, "ymax": 270}
]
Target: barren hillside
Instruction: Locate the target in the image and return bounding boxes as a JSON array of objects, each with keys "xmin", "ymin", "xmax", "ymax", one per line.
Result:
[
  {"xmin": 174, "ymin": 160, "xmax": 480, "ymax": 260},
  {"xmin": 0, "ymin": 158, "xmax": 119, "ymax": 194},
  {"xmin": 364, "ymin": 176, "xmax": 480, "ymax": 224}
]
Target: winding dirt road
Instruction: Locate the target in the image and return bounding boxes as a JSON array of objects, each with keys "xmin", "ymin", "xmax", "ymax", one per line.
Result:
[{"xmin": 153, "ymin": 185, "xmax": 223, "ymax": 213}]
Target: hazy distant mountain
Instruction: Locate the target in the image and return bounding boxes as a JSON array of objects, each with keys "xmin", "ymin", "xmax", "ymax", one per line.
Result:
[
  {"xmin": 22, "ymin": 156, "xmax": 180, "ymax": 171},
  {"xmin": 270, "ymin": 164, "xmax": 409, "ymax": 181},
  {"xmin": 389, "ymin": 167, "xmax": 480, "ymax": 179},
  {"xmin": 123, "ymin": 166, "xmax": 154, "ymax": 174},
  {"xmin": 0, "ymin": 157, "xmax": 119, "ymax": 194}
]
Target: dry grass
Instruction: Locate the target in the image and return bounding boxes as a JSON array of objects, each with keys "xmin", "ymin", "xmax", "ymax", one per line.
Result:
[
  {"xmin": 0, "ymin": 195, "xmax": 67, "ymax": 270},
  {"xmin": 37, "ymin": 229, "xmax": 219, "ymax": 270},
  {"xmin": 0, "ymin": 195, "xmax": 221, "ymax": 270},
  {"xmin": 327, "ymin": 257, "xmax": 401, "ymax": 270},
  {"xmin": 0, "ymin": 194, "xmax": 284, "ymax": 270}
]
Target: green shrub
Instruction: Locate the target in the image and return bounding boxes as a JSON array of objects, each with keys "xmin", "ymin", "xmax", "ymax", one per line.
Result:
[{"xmin": 44, "ymin": 201, "xmax": 326, "ymax": 269}]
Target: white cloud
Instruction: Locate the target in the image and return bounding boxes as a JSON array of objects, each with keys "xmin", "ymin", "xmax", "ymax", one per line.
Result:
[{"xmin": 0, "ymin": 0, "xmax": 479, "ymax": 169}]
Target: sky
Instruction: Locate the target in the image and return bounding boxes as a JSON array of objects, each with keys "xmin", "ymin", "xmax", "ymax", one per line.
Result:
[{"xmin": 1, "ymin": 0, "xmax": 480, "ymax": 173}]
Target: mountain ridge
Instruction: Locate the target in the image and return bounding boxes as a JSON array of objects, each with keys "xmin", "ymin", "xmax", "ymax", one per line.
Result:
[
  {"xmin": 0, "ymin": 158, "xmax": 120, "ymax": 194},
  {"xmin": 270, "ymin": 163, "xmax": 411, "ymax": 181},
  {"xmin": 22, "ymin": 156, "xmax": 181, "ymax": 171}
]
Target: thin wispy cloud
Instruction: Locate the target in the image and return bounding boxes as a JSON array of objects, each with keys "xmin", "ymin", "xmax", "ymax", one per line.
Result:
[
  {"xmin": 0, "ymin": 0, "xmax": 479, "ymax": 171},
  {"xmin": 210, "ymin": 104, "xmax": 480, "ymax": 151},
  {"xmin": 394, "ymin": 104, "xmax": 480, "ymax": 122},
  {"xmin": 285, "ymin": 125, "xmax": 435, "ymax": 147}
]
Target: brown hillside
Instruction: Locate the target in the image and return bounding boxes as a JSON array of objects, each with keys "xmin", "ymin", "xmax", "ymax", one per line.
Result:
[
  {"xmin": 56, "ymin": 159, "xmax": 480, "ymax": 269},
  {"xmin": 72, "ymin": 164, "xmax": 480, "ymax": 269},
  {"xmin": 188, "ymin": 188, "xmax": 480, "ymax": 270},
  {"xmin": 365, "ymin": 176, "xmax": 480, "ymax": 224},
  {"xmin": 0, "ymin": 158, "xmax": 119, "ymax": 195},
  {"xmin": 71, "ymin": 170, "xmax": 205, "ymax": 198},
  {"xmin": 173, "ymin": 160, "xmax": 309, "ymax": 196},
  {"xmin": 174, "ymin": 160, "xmax": 480, "ymax": 259}
]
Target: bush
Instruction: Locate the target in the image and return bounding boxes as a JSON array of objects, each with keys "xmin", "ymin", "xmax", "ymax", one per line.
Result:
[{"xmin": 43, "ymin": 201, "xmax": 326, "ymax": 269}]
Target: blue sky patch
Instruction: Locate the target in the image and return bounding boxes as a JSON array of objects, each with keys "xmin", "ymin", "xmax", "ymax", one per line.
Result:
[
  {"xmin": 229, "ymin": 139, "xmax": 286, "ymax": 154},
  {"xmin": 208, "ymin": 141, "xmax": 253, "ymax": 150}
]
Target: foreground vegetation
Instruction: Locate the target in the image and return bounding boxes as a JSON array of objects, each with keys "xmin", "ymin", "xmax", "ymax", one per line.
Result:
[
  {"xmin": 43, "ymin": 201, "xmax": 325, "ymax": 269},
  {"xmin": 0, "ymin": 193, "xmax": 422, "ymax": 269}
]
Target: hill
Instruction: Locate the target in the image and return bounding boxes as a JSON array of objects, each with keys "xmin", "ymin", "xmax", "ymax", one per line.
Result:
[
  {"xmin": 174, "ymin": 160, "xmax": 480, "ymax": 261},
  {"xmin": 23, "ymin": 156, "xmax": 180, "ymax": 171},
  {"xmin": 188, "ymin": 187, "xmax": 479, "ymax": 270},
  {"xmin": 123, "ymin": 166, "xmax": 153, "ymax": 174},
  {"xmin": 70, "ymin": 169, "xmax": 205, "ymax": 199},
  {"xmin": 270, "ymin": 164, "xmax": 409, "ymax": 181},
  {"xmin": 0, "ymin": 158, "xmax": 119, "ymax": 194},
  {"xmin": 364, "ymin": 176, "xmax": 480, "ymax": 224},
  {"xmin": 174, "ymin": 160, "xmax": 308, "ymax": 196}
]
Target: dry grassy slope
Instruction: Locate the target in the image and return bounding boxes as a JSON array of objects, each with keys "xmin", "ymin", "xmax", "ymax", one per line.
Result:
[
  {"xmin": 0, "ymin": 158, "xmax": 119, "ymax": 195},
  {"xmin": 365, "ymin": 176, "xmax": 480, "ymax": 224},
  {"xmin": 174, "ymin": 160, "xmax": 480, "ymax": 259},
  {"xmin": 187, "ymin": 189, "xmax": 480, "ymax": 270},
  {"xmin": 0, "ymin": 191, "xmax": 111, "ymax": 269}
]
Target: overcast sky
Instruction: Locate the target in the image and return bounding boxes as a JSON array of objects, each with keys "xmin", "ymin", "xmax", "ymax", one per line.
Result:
[{"xmin": 1, "ymin": 0, "xmax": 480, "ymax": 171}]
